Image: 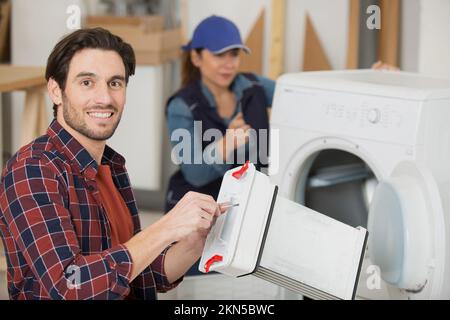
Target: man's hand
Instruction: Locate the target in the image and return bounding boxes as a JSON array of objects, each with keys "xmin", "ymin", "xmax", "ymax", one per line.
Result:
[
  {"xmin": 161, "ymin": 191, "xmax": 225, "ymax": 245},
  {"xmin": 183, "ymin": 225, "xmax": 211, "ymax": 257},
  {"xmin": 161, "ymin": 193, "xmax": 227, "ymax": 282},
  {"xmin": 124, "ymin": 191, "xmax": 226, "ymax": 282}
]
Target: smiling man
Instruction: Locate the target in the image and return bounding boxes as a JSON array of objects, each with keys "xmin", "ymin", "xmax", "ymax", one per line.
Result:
[{"xmin": 0, "ymin": 28, "xmax": 224, "ymax": 300}]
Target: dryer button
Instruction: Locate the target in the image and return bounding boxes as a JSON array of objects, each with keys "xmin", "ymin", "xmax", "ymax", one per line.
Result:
[{"xmin": 367, "ymin": 108, "xmax": 381, "ymax": 124}]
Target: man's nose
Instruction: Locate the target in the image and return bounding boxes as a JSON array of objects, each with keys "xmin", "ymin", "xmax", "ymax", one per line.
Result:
[{"xmin": 93, "ymin": 82, "xmax": 113, "ymax": 106}]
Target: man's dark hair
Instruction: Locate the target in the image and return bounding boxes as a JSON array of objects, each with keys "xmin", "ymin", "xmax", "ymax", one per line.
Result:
[{"xmin": 45, "ymin": 27, "xmax": 136, "ymax": 117}]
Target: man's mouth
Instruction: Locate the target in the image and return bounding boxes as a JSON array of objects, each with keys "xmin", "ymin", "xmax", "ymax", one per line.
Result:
[{"xmin": 87, "ymin": 111, "xmax": 114, "ymax": 119}]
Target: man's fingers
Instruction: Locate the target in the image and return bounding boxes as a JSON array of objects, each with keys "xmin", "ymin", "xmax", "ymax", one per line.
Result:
[
  {"xmin": 198, "ymin": 209, "xmax": 214, "ymax": 222},
  {"xmin": 184, "ymin": 191, "xmax": 214, "ymax": 203},
  {"xmin": 192, "ymin": 198, "xmax": 220, "ymax": 216},
  {"xmin": 217, "ymin": 205, "xmax": 227, "ymax": 215}
]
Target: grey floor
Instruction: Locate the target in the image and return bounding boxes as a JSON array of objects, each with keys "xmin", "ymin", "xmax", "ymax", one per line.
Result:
[{"xmin": 0, "ymin": 211, "xmax": 293, "ymax": 300}]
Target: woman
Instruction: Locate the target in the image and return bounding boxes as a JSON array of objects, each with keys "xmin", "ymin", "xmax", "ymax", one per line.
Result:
[
  {"xmin": 165, "ymin": 15, "xmax": 275, "ymax": 212},
  {"xmin": 165, "ymin": 15, "xmax": 398, "ymax": 214}
]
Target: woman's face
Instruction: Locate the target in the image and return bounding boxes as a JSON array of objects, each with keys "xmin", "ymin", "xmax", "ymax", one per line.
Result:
[{"xmin": 191, "ymin": 48, "xmax": 241, "ymax": 89}]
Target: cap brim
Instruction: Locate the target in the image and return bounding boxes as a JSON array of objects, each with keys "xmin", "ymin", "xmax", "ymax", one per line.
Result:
[
  {"xmin": 211, "ymin": 44, "xmax": 251, "ymax": 55},
  {"xmin": 181, "ymin": 43, "xmax": 191, "ymax": 51}
]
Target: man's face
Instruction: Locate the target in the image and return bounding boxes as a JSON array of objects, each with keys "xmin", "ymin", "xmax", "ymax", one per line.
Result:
[{"xmin": 59, "ymin": 48, "xmax": 127, "ymax": 141}]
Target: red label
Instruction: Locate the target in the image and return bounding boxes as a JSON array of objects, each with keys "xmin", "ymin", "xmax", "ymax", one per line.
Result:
[
  {"xmin": 232, "ymin": 161, "xmax": 250, "ymax": 180},
  {"xmin": 204, "ymin": 255, "xmax": 223, "ymax": 273}
]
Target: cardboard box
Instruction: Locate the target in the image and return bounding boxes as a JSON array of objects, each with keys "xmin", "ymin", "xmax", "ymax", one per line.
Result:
[
  {"xmin": 86, "ymin": 15, "xmax": 182, "ymax": 65},
  {"xmin": 86, "ymin": 15, "xmax": 164, "ymax": 32}
]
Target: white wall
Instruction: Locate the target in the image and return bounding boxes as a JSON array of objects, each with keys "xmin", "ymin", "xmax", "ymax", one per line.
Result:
[
  {"xmin": 399, "ymin": 0, "xmax": 450, "ymax": 77},
  {"xmin": 108, "ymin": 65, "xmax": 168, "ymax": 191},
  {"xmin": 11, "ymin": 0, "xmax": 86, "ymax": 152},
  {"xmin": 417, "ymin": 0, "xmax": 450, "ymax": 77},
  {"xmin": 400, "ymin": 0, "xmax": 420, "ymax": 72}
]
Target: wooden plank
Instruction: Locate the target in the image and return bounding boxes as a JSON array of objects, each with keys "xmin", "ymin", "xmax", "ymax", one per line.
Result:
[
  {"xmin": 378, "ymin": 0, "xmax": 400, "ymax": 67},
  {"xmin": 268, "ymin": 0, "xmax": 285, "ymax": 80},
  {"xmin": 346, "ymin": 0, "xmax": 360, "ymax": 69},
  {"xmin": 0, "ymin": 65, "xmax": 45, "ymax": 92},
  {"xmin": 21, "ymin": 86, "xmax": 48, "ymax": 145},
  {"xmin": 302, "ymin": 14, "xmax": 332, "ymax": 71},
  {"xmin": 180, "ymin": 0, "xmax": 189, "ymax": 44},
  {"xmin": 239, "ymin": 9, "xmax": 265, "ymax": 75}
]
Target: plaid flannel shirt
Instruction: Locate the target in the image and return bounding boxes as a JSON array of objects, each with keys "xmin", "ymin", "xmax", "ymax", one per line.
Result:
[{"xmin": 0, "ymin": 120, "xmax": 180, "ymax": 299}]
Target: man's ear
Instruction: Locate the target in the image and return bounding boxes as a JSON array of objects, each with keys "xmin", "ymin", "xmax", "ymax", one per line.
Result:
[
  {"xmin": 47, "ymin": 78, "xmax": 63, "ymax": 106},
  {"xmin": 190, "ymin": 50, "xmax": 201, "ymax": 68}
]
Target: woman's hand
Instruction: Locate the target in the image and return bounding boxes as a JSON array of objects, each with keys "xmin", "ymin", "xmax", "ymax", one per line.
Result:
[
  {"xmin": 218, "ymin": 112, "xmax": 251, "ymax": 162},
  {"xmin": 371, "ymin": 61, "xmax": 400, "ymax": 71}
]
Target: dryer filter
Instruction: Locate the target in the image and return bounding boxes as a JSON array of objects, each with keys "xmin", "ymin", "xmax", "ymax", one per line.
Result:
[{"xmin": 199, "ymin": 163, "xmax": 368, "ymax": 300}]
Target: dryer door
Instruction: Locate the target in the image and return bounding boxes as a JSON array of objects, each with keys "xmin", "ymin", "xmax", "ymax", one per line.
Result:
[{"xmin": 368, "ymin": 161, "xmax": 444, "ymax": 294}]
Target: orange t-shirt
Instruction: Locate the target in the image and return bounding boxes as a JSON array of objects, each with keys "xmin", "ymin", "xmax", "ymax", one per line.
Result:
[{"xmin": 96, "ymin": 165, "xmax": 134, "ymax": 247}]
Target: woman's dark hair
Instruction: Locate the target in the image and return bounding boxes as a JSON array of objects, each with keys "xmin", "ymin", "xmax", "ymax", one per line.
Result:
[
  {"xmin": 45, "ymin": 27, "xmax": 136, "ymax": 117},
  {"xmin": 181, "ymin": 44, "xmax": 203, "ymax": 88}
]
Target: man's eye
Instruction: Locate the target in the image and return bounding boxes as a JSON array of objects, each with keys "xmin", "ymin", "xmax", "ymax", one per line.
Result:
[
  {"xmin": 81, "ymin": 80, "xmax": 92, "ymax": 86},
  {"xmin": 110, "ymin": 81, "xmax": 123, "ymax": 88}
]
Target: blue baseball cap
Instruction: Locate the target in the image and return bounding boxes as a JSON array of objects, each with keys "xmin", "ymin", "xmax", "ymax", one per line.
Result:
[{"xmin": 182, "ymin": 15, "xmax": 251, "ymax": 54}]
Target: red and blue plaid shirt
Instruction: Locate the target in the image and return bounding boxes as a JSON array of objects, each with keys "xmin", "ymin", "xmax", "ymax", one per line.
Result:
[{"xmin": 0, "ymin": 120, "xmax": 179, "ymax": 299}]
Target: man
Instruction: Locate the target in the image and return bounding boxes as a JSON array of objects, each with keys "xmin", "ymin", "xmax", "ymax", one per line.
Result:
[{"xmin": 0, "ymin": 28, "xmax": 224, "ymax": 300}]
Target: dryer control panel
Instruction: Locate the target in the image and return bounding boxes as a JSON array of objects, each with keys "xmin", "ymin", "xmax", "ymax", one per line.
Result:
[{"xmin": 272, "ymin": 86, "xmax": 421, "ymax": 146}]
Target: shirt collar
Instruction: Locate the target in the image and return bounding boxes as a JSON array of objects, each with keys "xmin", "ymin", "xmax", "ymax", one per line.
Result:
[{"xmin": 47, "ymin": 119, "xmax": 125, "ymax": 177}]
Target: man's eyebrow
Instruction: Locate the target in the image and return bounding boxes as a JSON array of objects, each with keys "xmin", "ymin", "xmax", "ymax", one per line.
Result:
[
  {"xmin": 73, "ymin": 73, "xmax": 126, "ymax": 83},
  {"xmin": 109, "ymin": 75, "xmax": 126, "ymax": 82},
  {"xmin": 75, "ymin": 72, "xmax": 97, "ymax": 79}
]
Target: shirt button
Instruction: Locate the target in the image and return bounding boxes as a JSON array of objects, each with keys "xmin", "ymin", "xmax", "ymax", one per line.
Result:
[{"xmin": 87, "ymin": 185, "xmax": 95, "ymax": 192}]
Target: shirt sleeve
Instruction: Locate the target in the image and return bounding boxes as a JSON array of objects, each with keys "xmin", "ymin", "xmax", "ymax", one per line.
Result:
[
  {"xmin": 128, "ymin": 243, "xmax": 183, "ymax": 298},
  {"xmin": 167, "ymin": 97, "xmax": 233, "ymax": 187},
  {"xmin": 1, "ymin": 157, "xmax": 133, "ymax": 300},
  {"xmin": 255, "ymin": 75, "xmax": 276, "ymax": 107}
]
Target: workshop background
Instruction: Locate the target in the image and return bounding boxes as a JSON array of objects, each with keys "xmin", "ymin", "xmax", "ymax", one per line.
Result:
[{"xmin": 1, "ymin": 0, "xmax": 450, "ymax": 300}]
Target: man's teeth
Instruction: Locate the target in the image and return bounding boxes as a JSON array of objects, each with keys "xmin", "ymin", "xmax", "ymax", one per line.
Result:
[{"xmin": 88, "ymin": 112, "xmax": 112, "ymax": 119}]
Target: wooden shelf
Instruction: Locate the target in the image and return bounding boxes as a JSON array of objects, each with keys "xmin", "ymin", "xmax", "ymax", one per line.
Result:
[
  {"xmin": 0, "ymin": 65, "xmax": 46, "ymax": 92},
  {"xmin": 0, "ymin": 64, "xmax": 48, "ymax": 145}
]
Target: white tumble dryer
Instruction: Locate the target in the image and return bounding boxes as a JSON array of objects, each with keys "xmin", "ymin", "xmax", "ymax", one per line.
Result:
[{"xmin": 269, "ymin": 70, "xmax": 450, "ymax": 299}]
